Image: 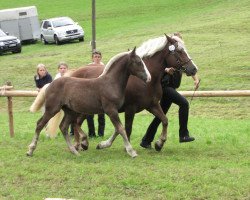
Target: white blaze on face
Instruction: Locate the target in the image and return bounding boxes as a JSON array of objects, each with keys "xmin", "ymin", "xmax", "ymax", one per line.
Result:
[
  {"xmin": 141, "ymin": 59, "xmax": 151, "ymax": 82},
  {"xmin": 178, "ymin": 41, "xmax": 198, "ymax": 71}
]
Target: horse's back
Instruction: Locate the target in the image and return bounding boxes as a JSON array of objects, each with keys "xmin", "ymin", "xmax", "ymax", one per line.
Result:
[
  {"xmin": 70, "ymin": 62, "xmax": 161, "ymax": 114},
  {"xmin": 71, "ymin": 65, "xmax": 104, "ymax": 79},
  {"xmin": 47, "ymin": 77, "xmax": 103, "ymax": 113}
]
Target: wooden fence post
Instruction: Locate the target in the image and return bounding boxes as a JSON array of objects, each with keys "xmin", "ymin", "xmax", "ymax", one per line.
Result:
[{"xmin": 6, "ymin": 81, "xmax": 14, "ymax": 137}]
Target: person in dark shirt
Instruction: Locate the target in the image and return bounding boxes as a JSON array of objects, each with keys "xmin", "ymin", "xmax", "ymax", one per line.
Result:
[{"xmin": 34, "ymin": 63, "xmax": 52, "ymax": 91}]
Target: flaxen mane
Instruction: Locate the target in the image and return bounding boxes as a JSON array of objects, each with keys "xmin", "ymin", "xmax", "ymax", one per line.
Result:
[
  {"xmin": 136, "ymin": 35, "xmax": 186, "ymax": 58},
  {"xmin": 136, "ymin": 36, "xmax": 167, "ymax": 58}
]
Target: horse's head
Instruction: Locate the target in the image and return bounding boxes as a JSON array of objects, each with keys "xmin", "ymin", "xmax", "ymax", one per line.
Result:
[
  {"xmin": 129, "ymin": 47, "xmax": 151, "ymax": 83},
  {"xmin": 165, "ymin": 34, "xmax": 198, "ymax": 76}
]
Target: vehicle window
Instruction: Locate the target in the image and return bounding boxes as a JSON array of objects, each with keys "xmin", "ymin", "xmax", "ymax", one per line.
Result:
[
  {"xmin": 43, "ymin": 21, "xmax": 48, "ymax": 29},
  {"xmin": 52, "ymin": 18, "xmax": 74, "ymax": 28},
  {"xmin": 48, "ymin": 22, "xmax": 52, "ymax": 28}
]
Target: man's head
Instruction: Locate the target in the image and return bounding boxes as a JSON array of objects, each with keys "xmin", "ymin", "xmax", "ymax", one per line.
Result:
[{"xmin": 92, "ymin": 50, "xmax": 103, "ymax": 65}]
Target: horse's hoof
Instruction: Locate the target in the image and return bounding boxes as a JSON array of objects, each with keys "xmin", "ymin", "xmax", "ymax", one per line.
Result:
[
  {"xmin": 26, "ymin": 152, "xmax": 33, "ymax": 157},
  {"xmin": 70, "ymin": 147, "xmax": 80, "ymax": 156},
  {"xmin": 127, "ymin": 149, "xmax": 138, "ymax": 158},
  {"xmin": 131, "ymin": 152, "xmax": 138, "ymax": 158},
  {"xmin": 81, "ymin": 140, "xmax": 89, "ymax": 151},
  {"xmin": 74, "ymin": 145, "xmax": 79, "ymax": 151},
  {"xmin": 81, "ymin": 143, "xmax": 88, "ymax": 151},
  {"xmin": 96, "ymin": 144, "xmax": 101, "ymax": 149},
  {"xmin": 72, "ymin": 150, "xmax": 80, "ymax": 156},
  {"xmin": 154, "ymin": 141, "xmax": 163, "ymax": 152}
]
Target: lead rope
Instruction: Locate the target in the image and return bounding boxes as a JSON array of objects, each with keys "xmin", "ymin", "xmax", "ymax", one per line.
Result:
[{"xmin": 189, "ymin": 79, "xmax": 201, "ymax": 106}]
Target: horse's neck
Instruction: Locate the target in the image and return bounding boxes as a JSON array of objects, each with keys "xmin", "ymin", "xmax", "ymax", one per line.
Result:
[
  {"xmin": 105, "ymin": 60, "xmax": 130, "ymax": 90},
  {"xmin": 144, "ymin": 53, "xmax": 166, "ymax": 81}
]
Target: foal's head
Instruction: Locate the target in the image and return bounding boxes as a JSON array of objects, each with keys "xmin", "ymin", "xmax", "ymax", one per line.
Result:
[
  {"xmin": 165, "ymin": 34, "xmax": 198, "ymax": 76},
  {"xmin": 128, "ymin": 47, "xmax": 151, "ymax": 83}
]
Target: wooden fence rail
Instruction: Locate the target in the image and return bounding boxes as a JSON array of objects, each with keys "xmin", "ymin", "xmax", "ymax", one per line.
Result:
[{"xmin": 1, "ymin": 83, "xmax": 250, "ymax": 137}]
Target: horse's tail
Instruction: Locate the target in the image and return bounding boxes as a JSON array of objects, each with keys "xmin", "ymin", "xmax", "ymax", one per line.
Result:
[
  {"xmin": 45, "ymin": 110, "xmax": 64, "ymax": 138},
  {"xmin": 29, "ymin": 83, "xmax": 50, "ymax": 112}
]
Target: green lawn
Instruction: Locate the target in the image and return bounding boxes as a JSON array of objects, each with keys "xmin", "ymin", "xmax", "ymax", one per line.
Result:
[
  {"xmin": 0, "ymin": 0, "xmax": 250, "ymax": 199},
  {"xmin": 0, "ymin": 112, "xmax": 249, "ymax": 199}
]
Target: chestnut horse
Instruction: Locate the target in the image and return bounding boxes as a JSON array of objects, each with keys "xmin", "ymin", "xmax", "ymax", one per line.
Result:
[
  {"xmin": 71, "ymin": 34, "xmax": 198, "ymax": 151},
  {"xmin": 27, "ymin": 48, "xmax": 151, "ymax": 158}
]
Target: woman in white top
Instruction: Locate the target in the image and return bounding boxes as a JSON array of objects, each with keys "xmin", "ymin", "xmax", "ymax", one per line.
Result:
[
  {"xmin": 54, "ymin": 62, "xmax": 69, "ymax": 79},
  {"xmin": 54, "ymin": 62, "xmax": 73, "ymax": 135}
]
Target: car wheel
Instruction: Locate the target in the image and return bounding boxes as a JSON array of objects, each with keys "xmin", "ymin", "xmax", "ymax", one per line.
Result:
[
  {"xmin": 41, "ymin": 35, "xmax": 48, "ymax": 45},
  {"xmin": 54, "ymin": 35, "xmax": 61, "ymax": 45},
  {"xmin": 12, "ymin": 48, "xmax": 22, "ymax": 53},
  {"xmin": 79, "ymin": 37, "xmax": 84, "ymax": 42}
]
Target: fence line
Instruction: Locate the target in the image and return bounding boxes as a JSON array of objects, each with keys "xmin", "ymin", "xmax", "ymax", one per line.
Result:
[
  {"xmin": 179, "ymin": 90, "xmax": 250, "ymax": 97},
  {"xmin": 1, "ymin": 83, "xmax": 250, "ymax": 137}
]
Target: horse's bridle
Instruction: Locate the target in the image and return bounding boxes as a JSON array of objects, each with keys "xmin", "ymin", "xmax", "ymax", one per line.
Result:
[{"xmin": 167, "ymin": 42, "xmax": 192, "ymax": 73}]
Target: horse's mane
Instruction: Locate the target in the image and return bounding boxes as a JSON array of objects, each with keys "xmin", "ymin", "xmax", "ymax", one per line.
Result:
[
  {"xmin": 99, "ymin": 52, "xmax": 128, "ymax": 77},
  {"xmin": 172, "ymin": 35, "xmax": 185, "ymax": 49},
  {"xmin": 136, "ymin": 36, "xmax": 167, "ymax": 58},
  {"xmin": 136, "ymin": 34, "xmax": 185, "ymax": 58}
]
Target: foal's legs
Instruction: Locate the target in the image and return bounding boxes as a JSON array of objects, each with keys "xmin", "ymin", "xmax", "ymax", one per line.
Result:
[
  {"xmin": 59, "ymin": 111, "xmax": 79, "ymax": 155},
  {"xmin": 75, "ymin": 123, "xmax": 88, "ymax": 151},
  {"xmin": 124, "ymin": 107, "xmax": 136, "ymax": 141},
  {"xmin": 147, "ymin": 103, "xmax": 168, "ymax": 151},
  {"xmin": 97, "ymin": 110, "xmax": 137, "ymax": 158},
  {"xmin": 96, "ymin": 131, "xmax": 118, "ymax": 149},
  {"xmin": 27, "ymin": 110, "xmax": 57, "ymax": 156},
  {"xmin": 73, "ymin": 114, "xmax": 88, "ymax": 151}
]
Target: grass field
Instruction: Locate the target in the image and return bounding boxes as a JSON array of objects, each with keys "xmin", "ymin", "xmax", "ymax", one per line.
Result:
[
  {"xmin": 0, "ymin": 112, "xmax": 249, "ymax": 200},
  {"xmin": 0, "ymin": 0, "xmax": 250, "ymax": 199}
]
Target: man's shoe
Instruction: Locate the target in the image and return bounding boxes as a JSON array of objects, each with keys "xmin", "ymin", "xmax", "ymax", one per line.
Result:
[
  {"xmin": 140, "ymin": 141, "xmax": 152, "ymax": 149},
  {"xmin": 98, "ymin": 132, "xmax": 104, "ymax": 137},
  {"xmin": 179, "ymin": 136, "xmax": 195, "ymax": 143}
]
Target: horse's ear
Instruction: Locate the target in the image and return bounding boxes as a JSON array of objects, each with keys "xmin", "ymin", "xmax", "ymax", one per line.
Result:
[
  {"xmin": 165, "ymin": 34, "xmax": 175, "ymax": 44},
  {"xmin": 131, "ymin": 47, "xmax": 136, "ymax": 55}
]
